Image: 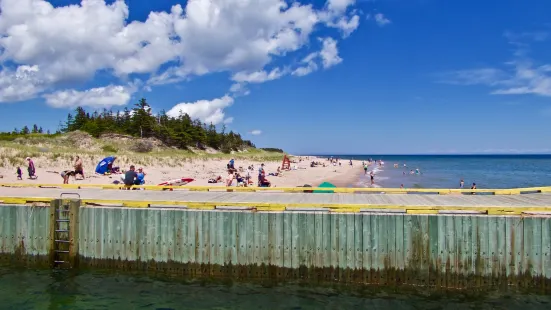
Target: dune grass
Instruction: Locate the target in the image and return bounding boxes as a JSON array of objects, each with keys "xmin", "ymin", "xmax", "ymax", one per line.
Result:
[{"xmin": 0, "ymin": 133, "xmax": 285, "ymax": 169}]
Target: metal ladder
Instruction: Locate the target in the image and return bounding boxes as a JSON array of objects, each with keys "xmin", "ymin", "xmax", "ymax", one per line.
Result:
[{"xmin": 52, "ymin": 193, "xmax": 79, "ymax": 268}]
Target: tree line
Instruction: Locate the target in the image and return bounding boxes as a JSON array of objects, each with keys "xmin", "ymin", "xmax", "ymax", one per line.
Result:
[
  {"xmin": 2, "ymin": 98, "xmax": 256, "ymax": 153},
  {"xmin": 63, "ymin": 98, "xmax": 255, "ymax": 152}
]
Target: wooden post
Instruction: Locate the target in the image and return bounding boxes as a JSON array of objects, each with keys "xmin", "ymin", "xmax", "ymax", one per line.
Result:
[
  {"xmin": 69, "ymin": 199, "xmax": 80, "ymax": 268},
  {"xmin": 48, "ymin": 199, "xmax": 58, "ymax": 268}
]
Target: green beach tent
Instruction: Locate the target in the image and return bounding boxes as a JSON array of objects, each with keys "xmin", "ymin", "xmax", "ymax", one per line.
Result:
[{"xmin": 314, "ymin": 181, "xmax": 336, "ymax": 193}]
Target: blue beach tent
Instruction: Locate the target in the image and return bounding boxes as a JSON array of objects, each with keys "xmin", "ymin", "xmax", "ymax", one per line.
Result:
[{"xmin": 95, "ymin": 156, "xmax": 115, "ymax": 174}]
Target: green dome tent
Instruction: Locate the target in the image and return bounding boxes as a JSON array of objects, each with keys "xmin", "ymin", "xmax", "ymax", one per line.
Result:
[{"xmin": 314, "ymin": 181, "xmax": 336, "ymax": 193}]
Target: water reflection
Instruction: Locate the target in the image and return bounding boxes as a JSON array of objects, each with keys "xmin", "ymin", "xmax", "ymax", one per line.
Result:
[{"xmin": 0, "ymin": 267, "xmax": 549, "ymax": 309}]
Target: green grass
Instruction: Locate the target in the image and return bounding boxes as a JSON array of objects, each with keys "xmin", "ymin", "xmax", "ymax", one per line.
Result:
[
  {"xmin": 0, "ymin": 134, "xmax": 286, "ymax": 168},
  {"xmin": 101, "ymin": 145, "xmax": 118, "ymax": 153}
]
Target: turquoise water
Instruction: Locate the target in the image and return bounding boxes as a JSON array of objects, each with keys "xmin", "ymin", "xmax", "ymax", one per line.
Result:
[
  {"xmin": 1, "ymin": 267, "xmax": 549, "ymax": 309},
  {"xmin": 327, "ymin": 155, "xmax": 551, "ymax": 189}
]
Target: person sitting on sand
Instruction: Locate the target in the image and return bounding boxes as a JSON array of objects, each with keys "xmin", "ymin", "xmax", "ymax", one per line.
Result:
[
  {"xmin": 16, "ymin": 167, "xmax": 22, "ymax": 180},
  {"xmin": 236, "ymin": 173, "xmax": 246, "ymax": 187},
  {"xmin": 60, "ymin": 170, "xmax": 76, "ymax": 184},
  {"xmin": 123, "ymin": 165, "xmax": 137, "ymax": 190},
  {"xmin": 208, "ymin": 176, "xmax": 222, "ymax": 183},
  {"xmin": 134, "ymin": 167, "xmax": 146, "ymax": 185},
  {"xmin": 258, "ymin": 174, "xmax": 271, "ymax": 187},
  {"xmin": 74, "ymin": 156, "xmax": 84, "ymax": 180},
  {"xmin": 471, "ymin": 183, "xmax": 477, "ymax": 195},
  {"xmin": 107, "ymin": 157, "xmax": 120, "ymax": 174}
]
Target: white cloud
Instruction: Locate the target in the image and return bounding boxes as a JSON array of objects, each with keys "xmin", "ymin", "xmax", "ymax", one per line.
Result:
[
  {"xmin": 442, "ymin": 32, "xmax": 551, "ymax": 97},
  {"xmin": 166, "ymin": 95, "xmax": 234, "ymax": 125},
  {"xmin": 0, "ymin": 65, "xmax": 47, "ymax": 102},
  {"xmin": 249, "ymin": 130, "xmax": 262, "ymax": 135},
  {"xmin": 43, "ymin": 85, "xmax": 134, "ymax": 108},
  {"xmin": 292, "ymin": 52, "xmax": 319, "ymax": 76},
  {"xmin": 320, "ymin": 37, "xmax": 342, "ymax": 69},
  {"xmin": 0, "ymin": 0, "xmax": 366, "ymax": 117},
  {"xmin": 0, "ymin": 0, "xmax": 182, "ymax": 88},
  {"xmin": 367, "ymin": 13, "xmax": 391, "ymax": 27},
  {"xmin": 232, "ymin": 68, "xmax": 286, "ymax": 84},
  {"xmin": 223, "ymin": 117, "xmax": 234, "ymax": 124},
  {"xmin": 326, "ymin": 0, "xmax": 356, "ymax": 13},
  {"xmin": 291, "ymin": 38, "xmax": 342, "ymax": 77},
  {"xmin": 327, "ymin": 15, "xmax": 360, "ymax": 38}
]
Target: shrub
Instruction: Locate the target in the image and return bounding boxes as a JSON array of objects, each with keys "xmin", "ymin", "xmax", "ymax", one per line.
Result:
[
  {"xmin": 102, "ymin": 145, "xmax": 118, "ymax": 153},
  {"xmin": 131, "ymin": 140, "xmax": 154, "ymax": 153}
]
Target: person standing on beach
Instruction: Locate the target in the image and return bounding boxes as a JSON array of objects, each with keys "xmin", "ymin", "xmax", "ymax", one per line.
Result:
[
  {"xmin": 460, "ymin": 179, "xmax": 464, "ymax": 189},
  {"xmin": 74, "ymin": 156, "xmax": 84, "ymax": 180},
  {"xmin": 26, "ymin": 157, "xmax": 36, "ymax": 179},
  {"xmin": 363, "ymin": 163, "xmax": 368, "ymax": 175},
  {"xmin": 258, "ymin": 163, "xmax": 266, "ymax": 185},
  {"xmin": 370, "ymin": 171, "xmax": 375, "ymax": 185}
]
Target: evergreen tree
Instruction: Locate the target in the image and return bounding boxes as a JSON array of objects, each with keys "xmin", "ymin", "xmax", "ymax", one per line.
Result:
[
  {"xmin": 51, "ymin": 98, "xmax": 255, "ymax": 151},
  {"xmin": 32, "ymin": 124, "xmax": 39, "ymax": 133},
  {"xmin": 21, "ymin": 126, "xmax": 30, "ymax": 135}
]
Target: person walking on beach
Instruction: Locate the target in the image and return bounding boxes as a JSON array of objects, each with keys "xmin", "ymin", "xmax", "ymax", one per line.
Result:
[
  {"xmin": 370, "ymin": 171, "xmax": 375, "ymax": 185},
  {"xmin": 74, "ymin": 156, "xmax": 84, "ymax": 180},
  {"xmin": 26, "ymin": 157, "xmax": 36, "ymax": 179},
  {"xmin": 364, "ymin": 163, "xmax": 368, "ymax": 175},
  {"xmin": 470, "ymin": 183, "xmax": 477, "ymax": 195},
  {"xmin": 460, "ymin": 179, "xmax": 464, "ymax": 189}
]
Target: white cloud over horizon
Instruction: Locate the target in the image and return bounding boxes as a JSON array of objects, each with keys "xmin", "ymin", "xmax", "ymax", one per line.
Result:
[
  {"xmin": 440, "ymin": 31, "xmax": 551, "ymax": 97},
  {"xmin": 166, "ymin": 95, "xmax": 234, "ymax": 125},
  {"xmin": 43, "ymin": 85, "xmax": 134, "ymax": 108},
  {"xmin": 0, "ymin": 0, "xmax": 362, "ymax": 123},
  {"xmin": 249, "ymin": 130, "xmax": 262, "ymax": 135}
]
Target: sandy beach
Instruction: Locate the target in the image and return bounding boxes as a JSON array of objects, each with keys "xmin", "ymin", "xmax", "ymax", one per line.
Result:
[{"xmin": 0, "ymin": 155, "xmax": 367, "ymax": 188}]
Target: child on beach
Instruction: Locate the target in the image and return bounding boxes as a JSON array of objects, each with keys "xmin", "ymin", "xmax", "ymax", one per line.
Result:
[{"xmin": 16, "ymin": 167, "xmax": 22, "ymax": 180}]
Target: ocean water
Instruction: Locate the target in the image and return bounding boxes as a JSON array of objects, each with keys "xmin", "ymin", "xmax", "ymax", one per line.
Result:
[
  {"xmin": 1, "ymin": 267, "xmax": 549, "ymax": 310},
  {"xmin": 323, "ymin": 155, "xmax": 551, "ymax": 189}
]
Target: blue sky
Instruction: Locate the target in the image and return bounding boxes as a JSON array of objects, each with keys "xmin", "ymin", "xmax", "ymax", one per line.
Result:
[{"xmin": 1, "ymin": 0, "xmax": 551, "ymax": 154}]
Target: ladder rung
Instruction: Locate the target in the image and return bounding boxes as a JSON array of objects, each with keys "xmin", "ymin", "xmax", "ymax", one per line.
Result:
[
  {"xmin": 55, "ymin": 240, "xmax": 70, "ymax": 243},
  {"xmin": 55, "ymin": 230, "xmax": 68, "ymax": 232},
  {"xmin": 56, "ymin": 220, "xmax": 70, "ymax": 222},
  {"xmin": 55, "ymin": 250, "xmax": 70, "ymax": 253}
]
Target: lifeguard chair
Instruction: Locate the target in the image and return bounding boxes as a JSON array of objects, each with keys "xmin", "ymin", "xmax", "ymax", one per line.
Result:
[{"xmin": 281, "ymin": 155, "xmax": 291, "ymax": 170}]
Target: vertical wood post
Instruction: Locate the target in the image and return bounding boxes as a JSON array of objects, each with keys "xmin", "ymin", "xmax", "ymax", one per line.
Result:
[
  {"xmin": 48, "ymin": 199, "xmax": 59, "ymax": 268},
  {"xmin": 69, "ymin": 199, "xmax": 80, "ymax": 268}
]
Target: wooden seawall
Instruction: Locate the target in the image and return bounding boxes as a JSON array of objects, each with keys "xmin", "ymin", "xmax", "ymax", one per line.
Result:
[{"xmin": 1, "ymin": 199, "xmax": 550, "ymax": 291}]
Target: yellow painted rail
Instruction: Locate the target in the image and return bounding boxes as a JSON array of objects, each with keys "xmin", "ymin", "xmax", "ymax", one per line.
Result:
[
  {"xmin": 1, "ymin": 182, "xmax": 551, "ymax": 195},
  {"xmin": 1, "ymin": 196, "xmax": 551, "ymax": 215}
]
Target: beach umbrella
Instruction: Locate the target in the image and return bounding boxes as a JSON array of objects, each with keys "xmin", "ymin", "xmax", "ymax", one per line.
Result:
[
  {"xmin": 95, "ymin": 156, "xmax": 115, "ymax": 174},
  {"xmin": 314, "ymin": 182, "xmax": 336, "ymax": 193}
]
